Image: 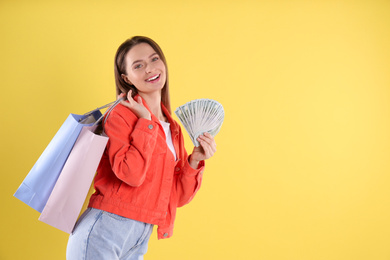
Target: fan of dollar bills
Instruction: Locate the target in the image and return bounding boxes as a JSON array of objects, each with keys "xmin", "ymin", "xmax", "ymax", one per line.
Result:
[{"xmin": 174, "ymin": 99, "xmax": 224, "ymax": 147}]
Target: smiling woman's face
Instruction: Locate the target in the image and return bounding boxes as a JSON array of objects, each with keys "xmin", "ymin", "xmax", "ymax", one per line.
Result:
[{"xmin": 121, "ymin": 42, "xmax": 167, "ymax": 96}]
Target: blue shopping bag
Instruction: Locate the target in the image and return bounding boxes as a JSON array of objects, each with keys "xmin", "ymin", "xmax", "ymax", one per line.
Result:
[{"xmin": 14, "ymin": 101, "xmax": 117, "ymax": 213}]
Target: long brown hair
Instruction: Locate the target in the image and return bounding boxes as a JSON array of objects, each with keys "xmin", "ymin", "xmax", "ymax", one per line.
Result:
[{"xmin": 114, "ymin": 36, "xmax": 171, "ymax": 114}]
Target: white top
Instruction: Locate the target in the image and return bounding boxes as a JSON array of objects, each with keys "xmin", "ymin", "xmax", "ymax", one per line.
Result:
[{"xmin": 160, "ymin": 120, "xmax": 177, "ymax": 161}]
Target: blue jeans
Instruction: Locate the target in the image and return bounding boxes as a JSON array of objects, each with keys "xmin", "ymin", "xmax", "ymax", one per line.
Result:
[{"xmin": 66, "ymin": 208, "xmax": 153, "ymax": 260}]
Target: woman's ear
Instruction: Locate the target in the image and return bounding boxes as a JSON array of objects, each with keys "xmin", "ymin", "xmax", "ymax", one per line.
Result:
[{"xmin": 121, "ymin": 74, "xmax": 132, "ymax": 85}]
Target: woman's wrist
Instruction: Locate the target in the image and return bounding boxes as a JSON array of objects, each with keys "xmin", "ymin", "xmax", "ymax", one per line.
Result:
[{"xmin": 189, "ymin": 156, "xmax": 200, "ymax": 169}]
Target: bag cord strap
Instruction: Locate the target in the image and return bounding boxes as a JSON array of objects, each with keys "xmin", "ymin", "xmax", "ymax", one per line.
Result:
[
  {"xmin": 92, "ymin": 97, "xmax": 125, "ymax": 127},
  {"xmin": 83, "ymin": 100, "xmax": 117, "ymax": 116}
]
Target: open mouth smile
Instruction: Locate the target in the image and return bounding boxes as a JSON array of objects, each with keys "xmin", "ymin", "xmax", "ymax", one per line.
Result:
[{"xmin": 146, "ymin": 74, "xmax": 160, "ymax": 82}]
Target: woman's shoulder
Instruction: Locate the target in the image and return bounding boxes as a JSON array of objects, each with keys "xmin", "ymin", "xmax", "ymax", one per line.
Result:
[
  {"xmin": 167, "ymin": 115, "xmax": 182, "ymax": 134},
  {"xmin": 172, "ymin": 118, "xmax": 181, "ymax": 129}
]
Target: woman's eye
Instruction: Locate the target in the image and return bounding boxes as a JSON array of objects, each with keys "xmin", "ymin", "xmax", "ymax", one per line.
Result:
[
  {"xmin": 134, "ymin": 64, "xmax": 142, "ymax": 69},
  {"xmin": 152, "ymin": 57, "xmax": 159, "ymax": 62}
]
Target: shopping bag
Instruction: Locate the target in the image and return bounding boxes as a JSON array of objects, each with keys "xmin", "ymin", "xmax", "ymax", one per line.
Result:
[
  {"xmin": 38, "ymin": 98, "xmax": 122, "ymax": 233},
  {"xmin": 38, "ymin": 126, "xmax": 108, "ymax": 233},
  {"xmin": 14, "ymin": 101, "xmax": 116, "ymax": 213}
]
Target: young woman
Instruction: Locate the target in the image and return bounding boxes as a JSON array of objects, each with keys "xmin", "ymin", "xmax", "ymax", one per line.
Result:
[{"xmin": 66, "ymin": 36, "xmax": 216, "ymax": 259}]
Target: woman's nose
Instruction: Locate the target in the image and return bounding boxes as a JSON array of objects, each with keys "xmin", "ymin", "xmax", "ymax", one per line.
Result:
[{"xmin": 145, "ymin": 63, "xmax": 154, "ymax": 73}]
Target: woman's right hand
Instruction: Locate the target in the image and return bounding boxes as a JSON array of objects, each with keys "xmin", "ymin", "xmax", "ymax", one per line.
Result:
[{"xmin": 119, "ymin": 90, "xmax": 151, "ymax": 120}]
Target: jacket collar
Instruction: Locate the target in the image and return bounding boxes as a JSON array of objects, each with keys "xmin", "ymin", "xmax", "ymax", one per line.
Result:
[{"xmin": 135, "ymin": 94, "xmax": 179, "ymax": 136}]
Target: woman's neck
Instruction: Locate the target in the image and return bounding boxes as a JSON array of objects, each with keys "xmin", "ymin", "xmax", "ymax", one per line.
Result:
[{"xmin": 139, "ymin": 92, "xmax": 166, "ymax": 121}]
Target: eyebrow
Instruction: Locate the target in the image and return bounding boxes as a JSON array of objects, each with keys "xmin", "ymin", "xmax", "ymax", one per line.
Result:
[{"xmin": 131, "ymin": 53, "xmax": 158, "ymax": 66}]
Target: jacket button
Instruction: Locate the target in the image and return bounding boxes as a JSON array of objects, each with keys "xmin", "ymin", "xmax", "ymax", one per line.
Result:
[
  {"xmin": 175, "ymin": 167, "xmax": 180, "ymax": 172},
  {"xmin": 148, "ymin": 124, "xmax": 153, "ymax": 129},
  {"xmin": 163, "ymin": 233, "xmax": 168, "ymax": 237}
]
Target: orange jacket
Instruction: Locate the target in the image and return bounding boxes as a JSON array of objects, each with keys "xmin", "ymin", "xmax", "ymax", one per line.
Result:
[{"xmin": 89, "ymin": 97, "xmax": 205, "ymax": 239}]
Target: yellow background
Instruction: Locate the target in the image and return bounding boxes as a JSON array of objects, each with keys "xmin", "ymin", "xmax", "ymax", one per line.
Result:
[{"xmin": 1, "ymin": 0, "xmax": 390, "ymax": 259}]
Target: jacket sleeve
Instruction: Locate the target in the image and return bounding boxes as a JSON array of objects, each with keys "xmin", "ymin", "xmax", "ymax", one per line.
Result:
[
  {"xmin": 174, "ymin": 125, "xmax": 206, "ymax": 207},
  {"xmin": 104, "ymin": 109, "xmax": 159, "ymax": 187}
]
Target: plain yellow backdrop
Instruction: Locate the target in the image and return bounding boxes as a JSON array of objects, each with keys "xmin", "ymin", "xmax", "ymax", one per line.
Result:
[{"xmin": 1, "ymin": 0, "xmax": 390, "ymax": 259}]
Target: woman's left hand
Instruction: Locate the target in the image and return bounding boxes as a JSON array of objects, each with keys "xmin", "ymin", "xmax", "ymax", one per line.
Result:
[{"xmin": 189, "ymin": 132, "xmax": 217, "ymax": 169}]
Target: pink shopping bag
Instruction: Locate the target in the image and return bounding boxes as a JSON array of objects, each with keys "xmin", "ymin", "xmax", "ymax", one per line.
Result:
[{"xmin": 38, "ymin": 125, "xmax": 108, "ymax": 233}]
